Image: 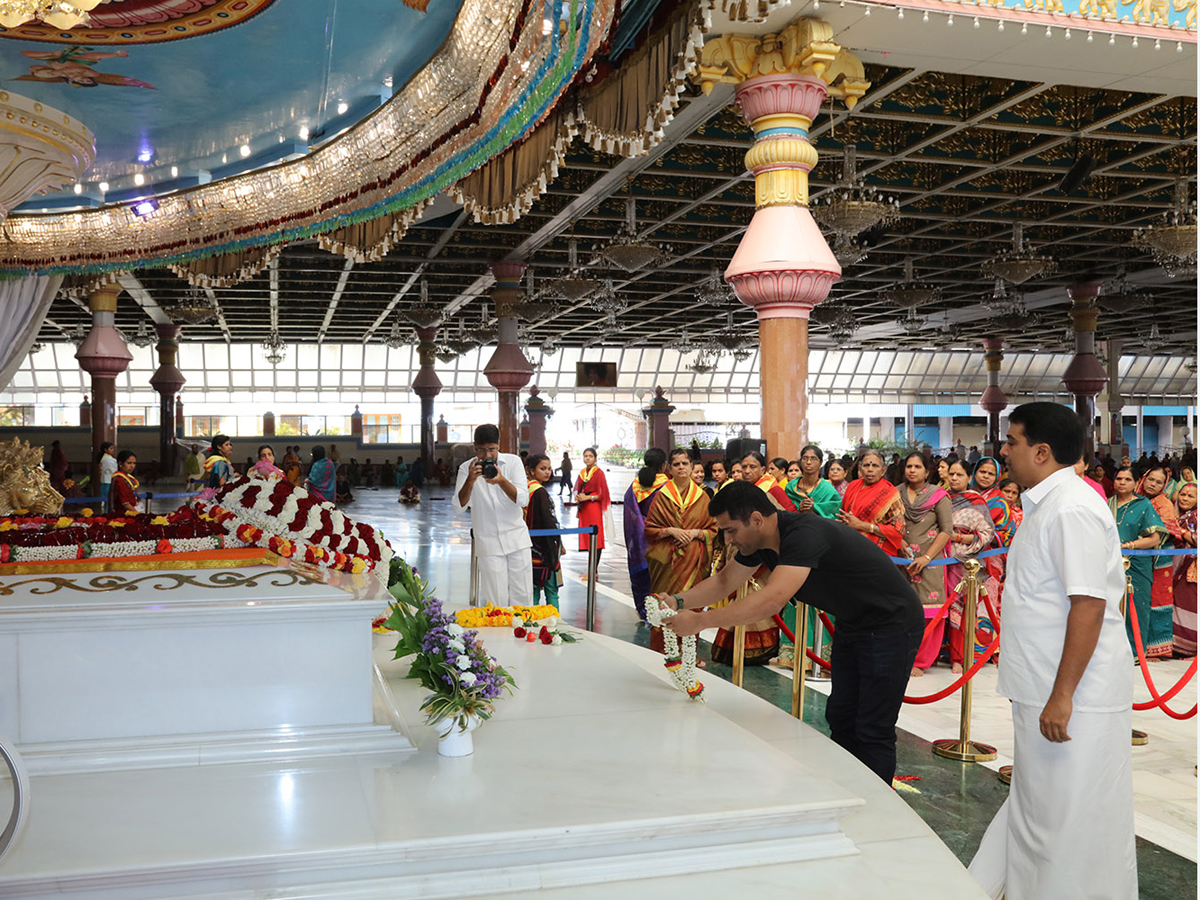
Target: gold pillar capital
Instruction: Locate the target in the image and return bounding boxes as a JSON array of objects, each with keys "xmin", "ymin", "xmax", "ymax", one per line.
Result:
[
  {"xmin": 696, "ymin": 17, "xmax": 869, "ymax": 107},
  {"xmin": 87, "ymin": 285, "xmax": 121, "ymax": 314}
]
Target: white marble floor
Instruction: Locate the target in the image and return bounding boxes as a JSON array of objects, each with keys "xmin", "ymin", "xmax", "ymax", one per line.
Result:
[{"xmin": 0, "ymin": 622, "xmax": 987, "ymax": 899}]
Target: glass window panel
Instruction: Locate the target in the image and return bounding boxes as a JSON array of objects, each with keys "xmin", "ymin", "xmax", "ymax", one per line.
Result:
[
  {"xmin": 363, "ymin": 345, "xmax": 387, "ymax": 369},
  {"xmin": 320, "ymin": 344, "xmax": 341, "ymax": 371},
  {"xmin": 206, "ymin": 371, "xmax": 229, "ymax": 387},
  {"xmin": 229, "ymin": 344, "xmax": 252, "ymax": 368},
  {"xmin": 298, "ymin": 368, "xmax": 319, "ymax": 387},
  {"xmin": 205, "ymin": 343, "xmax": 229, "ymax": 369}
]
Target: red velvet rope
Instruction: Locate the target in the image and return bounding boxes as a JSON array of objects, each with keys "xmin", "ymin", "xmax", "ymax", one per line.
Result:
[
  {"xmin": 1128, "ymin": 588, "xmax": 1198, "ymax": 719},
  {"xmin": 819, "ymin": 612, "xmax": 836, "ymax": 635},
  {"xmin": 903, "ymin": 634, "xmax": 1000, "ymax": 704},
  {"xmin": 769, "ymin": 614, "xmax": 833, "ymax": 671}
]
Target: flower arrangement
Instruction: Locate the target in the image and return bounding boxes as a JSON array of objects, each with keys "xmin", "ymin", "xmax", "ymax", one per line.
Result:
[
  {"xmin": 644, "ymin": 598, "xmax": 705, "ymax": 701},
  {"xmin": 194, "ymin": 475, "xmax": 393, "ymax": 576},
  {"xmin": 455, "ymin": 603, "xmax": 559, "ymax": 628},
  {"xmin": 512, "ymin": 618, "xmax": 580, "ymax": 646},
  {"xmin": 383, "ymin": 557, "xmax": 514, "ymax": 731},
  {"xmin": 0, "ymin": 507, "xmax": 232, "ymax": 563}
]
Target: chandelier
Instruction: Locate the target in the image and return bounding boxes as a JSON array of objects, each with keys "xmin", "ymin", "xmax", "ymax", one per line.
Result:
[
  {"xmin": 27, "ymin": 341, "xmax": 44, "ymax": 356},
  {"xmin": 813, "ymin": 145, "xmax": 900, "ymax": 238},
  {"xmin": 440, "ymin": 320, "xmax": 479, "ymax": 358},
  {"xmin": 68, "ymin": 322, "xmax": 88, "ymax": 346},
  {"xmin": 401, "ymin": 279, "xmax": 443, "ymax": 329},
  {"xmin": 882, "ymin": 259, "xmax": 941, "ymax": 307},
  {"xmin": 588, "ymin": 279, "xmax": 626, "ymax": 315},
  {"xmin": 547, "ymin": 237, "xmax": 600, "ymax": 302},
  {"xmin": 0, "ymin": 0, "xmax": 102, "ymax": 29},
  {"xmin": 988, "ymin": 295, "xmax": 1041, "ymax": 332},
  {"xmin": 597, "ymin": 312, "xmax": 623, "ymax": 340},
  {"xmin": 689, "ymin": 349, "xmax": 718, "ymax": 374},
  {"xmin": 1141, "ymin": 322, "xmax": 1168, "ymax": 352},
  {"xmin": 128, "ymin": 320, "xmax": 155, "ymax": 348},
  {"xmin": 696, "ymin": 267, "xmax": 737, "ymax": 306},
  {"xmin": 261, "ymin": 330, "xmax": 287, "ymax": 366},
  {"xmin": 434, "ymin": 345, "xmax": 459, "ymax": 363},
  {"xmin": 981, "ymin": 223, "xmax": 1057, "ymax": 285},
  {"xmin": 539, "ymin": 337, "xmax": 560, "ymax": 356},
  {"xmin": 166, "ymin": 287, "xmax": 217, "ymax": 325},
  {"xmin": 510, "ymin": 271, "xmax": 555, "ymax": 321},
  {"xmin": 384, "ymin": 320, "xmax": 407, "ymax": 350},
  {"xmin": 829, "ymin": 232, "xmax": 869, "ymax": 268},
  {"xmin": 898, "ymin": 307, "xmax": 926, "ymax": 334},
  {"xmin": 667, "ymin": 326, "xmax": 696, "ymax": 353},
  {"xmin": 600, "ymin": 193, "xmax": 668, "ymax": 272},
  {"xmin": 1132, "ymin": 178, "xmax": 1197, "ymax": 278},
  {"xmin": 464, "ymin": 305, "xmax": 497, "ymax": 345},
  {"xmin": 708, "ymin": 311, "xmax": 756, "ymax": 358},
  {"xmin": 1097, "ymin": 271, "xmax": 1152, "ymax": 314}
]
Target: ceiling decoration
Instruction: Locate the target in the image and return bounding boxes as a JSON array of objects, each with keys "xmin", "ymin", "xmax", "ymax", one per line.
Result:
[
  {"xmin": 980, "ymin": 222, "xmax": 1058, "ymax": 284},
  {"xmin": 0, "ymin": 90, "xmax": 94, "ymax": 218},
  {"xmin": 812, "ymin": 144, "xmax": 899, "ymax": 239},
  {"xmin": 0, "ymin": 0, "xmax": 277, "ymax": 44},
  {"xmin": 0, "ymin": 0, "xmax": 617, "ymax": 275},
  {"xmin": 599, "ymin": 192, "xmax": 670, "ymax": 271},
  {"xmin": 0, "ymin": 0, "xmax": 103, "ymax": 31},
  {"xmin": 1131, "ymin": 177, "xmax": 1197, "ymax": 277}
]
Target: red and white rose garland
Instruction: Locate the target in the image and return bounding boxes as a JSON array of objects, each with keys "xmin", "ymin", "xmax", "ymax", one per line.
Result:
[{"xmin": 195, "ymin": 475, "xmax": 394, "ymax": 576}]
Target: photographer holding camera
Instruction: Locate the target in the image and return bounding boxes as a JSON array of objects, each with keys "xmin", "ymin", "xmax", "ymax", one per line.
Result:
[{"xmin": 453, "ymin": 424, "xmax": 533, "ymax": 606}]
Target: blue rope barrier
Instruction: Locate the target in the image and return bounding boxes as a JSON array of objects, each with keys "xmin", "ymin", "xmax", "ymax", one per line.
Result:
[
  {"xmin": 886, "ymin": 546, "xmax": 1197, "ymax": 565},
  {"xmin": 529, "ymin": 526, "xmax": 597, "ymax": 537}
]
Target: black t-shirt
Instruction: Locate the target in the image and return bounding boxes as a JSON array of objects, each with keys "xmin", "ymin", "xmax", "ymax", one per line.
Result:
[{"xmin": 734, "ymin": 511, "xmax": 922, "ymax": 635}]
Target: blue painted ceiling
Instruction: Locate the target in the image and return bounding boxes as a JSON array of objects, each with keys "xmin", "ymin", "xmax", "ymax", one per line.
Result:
[{"xmin": 2, "ymin": 0, "xmax": 462, "ymax": 204}]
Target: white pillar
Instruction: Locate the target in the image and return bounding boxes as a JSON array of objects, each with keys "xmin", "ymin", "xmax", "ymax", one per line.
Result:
[
  {"xmin": 1135, "ymin": 407, "xmax": 1144, "ymax": 456},
  {"xmin": 938, "ymin": 416, "xmax": 954, "ymax": 451},
  {"xmin": 1157, "ymin": 415, "xmax": 1174, "ymax": 453},
  {"xmin": 877, "ymin": 416, "xmax": 895, "ymax": 442},
  {"xmin": 905, "ymin": 404, "xmax": 915, "ymax": 446}
]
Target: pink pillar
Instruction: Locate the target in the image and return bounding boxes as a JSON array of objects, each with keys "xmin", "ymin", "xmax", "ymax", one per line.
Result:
[
  {"xmin": 724, "ymin": 73, "xmax": 840, "ymax": 458},
  {"xmin": 642, "ymin": 386, "xmax": 675, "ymax": 451},
  {"xmin": 412, "ymin": 325, "xmax": 442, "ymax": 469},
  {"xmin": 980, "ymin": 338, "xmax": 1008, "ymax": 457},
  {"xmin": 149, "ymin": 323, "xmax": 185, "ymax": 476},
  {"xmin": 75, "ymin": 286, "xmax": 132, "ymax": 490},
  {"xmin": 483, "ymin": 261, "xmax": 534, "ymax": 455},
  {"xmin": 525, "ymin": 387, "xmax": 553, "ymax": 456},
  {"xmin": 1061, "ymin": 281, "xmax": 1108, "ymax": 463}
]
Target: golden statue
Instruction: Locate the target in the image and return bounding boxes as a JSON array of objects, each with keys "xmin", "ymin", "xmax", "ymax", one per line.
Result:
[{"xmin": 0, "ymin": 437, "xmax": 64, "ymax": 517}]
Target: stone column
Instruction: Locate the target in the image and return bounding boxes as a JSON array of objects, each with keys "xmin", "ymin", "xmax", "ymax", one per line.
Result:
[
  {"xmin": 483, "ymin": 261, "xmax": 534, "ymax": 454},
  {"xmin": 1061, "ymin": 281, "xmax": 1107, "ymax": 463},
  {"xmin": 412, "ymin": 326, "xmax": 442, "ymax": 468},
  {"xmin": 175, "ymin": 397, "xmax": 184, "ymax": 439},
  {"xmin": 148, "ymin": 323, "xmax": 185, "ymax": 478},
  {"xmin": 1158, "ymin": 415, "xmax": 1175, "ymax": 453},
  {"xmin": 642, "ymin": 386, "xmax": 675, "ymax": 452},
  {"xmin": 980, "ymin": 338, "xmax": 1008, "ymax": 458},
  {"xmin": 938, "ymin": 416, "xmax": 954, "ymax": 452},
  {"xmin": 350, "ymin": 404, "xmax": 363, "ymax": 440},
  {"xmin": 700, "ymin": 21, "xmax": 868, "ymax": 458},
  {"xmin": 79, "ymin": 395, "xmax": 91, "ymax": 428},
  {"xmin": 436, "ymin": 414, "xmax": 449, "ymax": 445},
  {"xmin": 263, "ymin": 411, "xmax": 276, "ymax": 437},
  {"xmin": 525, "ymin": 387, "xmax": 553, "ymax": 456},
  {"xmin": 904, "ymin": 404, "xmax": 915, "ymax": 446},
  {"xmin": 75, "ymin": 286, "xmax": 132, "ymax": 489}
]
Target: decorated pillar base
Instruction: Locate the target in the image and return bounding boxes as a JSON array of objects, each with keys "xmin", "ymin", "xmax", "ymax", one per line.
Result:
[
  {"xmin": 642, "ymin": 387, "xmax": 675, "ymax": 452},
  {"xmin": 149, "ymin": 323, "xmax": 185, "ymax": 477},
  {"xmin": 483, "ymin": 262, "xmax": 533, "ymax": 455},
  {"xmin": 980, "ymin": 338, "xmax": 1008, "ymax": 459},
  {"xmin": 76, "ymin": 287, "xmax": 132, "ymax": 488},
  {"xmin": 525, "ymin": 388, "xmax": 553, "ymax": 457},
  {"xmin": 413, "ymin": 326, "xmax": 443, "ymax": 468},
  {"xmin": 1062, "ymin": 281, "xmax": 1107, "ymax": 462}
]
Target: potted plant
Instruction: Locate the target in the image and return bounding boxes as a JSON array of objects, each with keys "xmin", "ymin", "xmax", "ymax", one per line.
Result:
[{"xmin": 383, "ymin": 558, "xmax": 515, "ymax": 756}]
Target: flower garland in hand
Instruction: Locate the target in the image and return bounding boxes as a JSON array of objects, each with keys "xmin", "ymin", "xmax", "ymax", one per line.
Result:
[{"xmin": 644, "ymin": 597, "xmax": 704, "ymax": 701}]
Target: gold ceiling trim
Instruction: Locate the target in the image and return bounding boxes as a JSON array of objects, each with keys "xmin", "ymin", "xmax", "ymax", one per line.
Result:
[{"xmin": 0, "ymin": 0, "xmax": 618, "ymax": 274}]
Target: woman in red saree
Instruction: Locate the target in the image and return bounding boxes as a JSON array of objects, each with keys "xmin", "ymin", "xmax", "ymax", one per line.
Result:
[
  {"xmin": 942, "ymin": 460, "xmax": 997, "ymax": 674},
  {"xmin": 740, "ymin": 451, "xmax": 796, "ymax": 511},
  {"xmin": 645, "ymin": 449, "xmax": 717, "ymax": 655},
  {"xmin": 574, "ymin": 447, "xmax": 611, "ymax": 574},
  {"xmin": 837, "ymin": 450, "xmax": 906, "ymax": 558},
  {"xmin": 1173, "ymin": 482, "xmax": 1197, "ymax": 657}
]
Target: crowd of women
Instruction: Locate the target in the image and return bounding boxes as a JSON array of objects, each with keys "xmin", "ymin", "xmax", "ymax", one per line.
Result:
[{"xmin": 527, "ymin": 441, "xmax": 1198, "ymax": 673}]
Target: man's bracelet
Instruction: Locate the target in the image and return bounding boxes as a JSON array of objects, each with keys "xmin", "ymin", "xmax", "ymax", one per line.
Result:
[{"xmin": 674, "ymin": 593, "xmax": 686, "ymax": 610}]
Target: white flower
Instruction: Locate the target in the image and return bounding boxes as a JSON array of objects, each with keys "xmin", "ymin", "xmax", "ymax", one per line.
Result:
[
  {"xmin": 447, "ymin": 623, "xmax": 465, "ymax": 637},
  {"xmin": 460, "ymin": 671, "xmax": 477, "ymax": 687},
  {"xmin": 449, "ymin": 638, "xmax": 465, "ymax": 653},
  {"xmin": 455, "ymin": 654, "xmax": 472, "ymax": 671},
  {"xmin": 542, "ymin": 616, "xmax": 558, "ymax": 628},
  {"xmin": 511, "ymin": 616, "xmax": 524, "ymax": 628},
  {"xmin": 551, "ymin": 635, "xmax": 563, "ymax": 645}
]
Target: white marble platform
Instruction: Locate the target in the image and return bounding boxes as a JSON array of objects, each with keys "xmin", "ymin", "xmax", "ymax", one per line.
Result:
[
  {"xmin": 0, "ymin": 562, "xmax": 413, "ymax": 774},
  {"xmin": 0, "ymin": 625, "xmax": 987, "ymax": 900}
]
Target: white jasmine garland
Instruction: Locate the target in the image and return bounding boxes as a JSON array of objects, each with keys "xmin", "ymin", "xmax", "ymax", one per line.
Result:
[{"xmin": 644, "ymin": 598, "xmax": 705, "ymax": 702}]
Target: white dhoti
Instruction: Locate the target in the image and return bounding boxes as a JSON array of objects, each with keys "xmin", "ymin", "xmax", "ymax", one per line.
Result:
[
  {"xmin": 477, "ymin": 547, "xmax": 533, "ymax": 607},
  {"xmin": 969, "ymin": 701, "xmax": 1138, "ymax": 900}
]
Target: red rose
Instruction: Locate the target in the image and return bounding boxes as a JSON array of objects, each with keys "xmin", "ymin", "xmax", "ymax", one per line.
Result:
[
  {"xmin": 525, "ymin": 631, "xmax": 537, "ymax": 642},
  {"xmin": 513, "ymin": 627, "xmax": 527, "ymax": 638},
  {"xmin": 156, "ymin": 539, "xmax": 172, "ymax": 554},
  {"xmin": 540, "ymin": 631, "xmax": 554, "ymax": 644},
  {"xmin": 539, "ymin": 626, "xmax": 550, "ymax": 637}
]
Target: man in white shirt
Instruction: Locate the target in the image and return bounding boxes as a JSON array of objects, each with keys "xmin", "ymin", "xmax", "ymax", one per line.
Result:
[
  {"xmin": 969, "ymin": 402, "xmax": 1136, "ymax": 900},
  {"xmin": 453, "ymin": 424, "xmax": 532, "ymax": 607}
]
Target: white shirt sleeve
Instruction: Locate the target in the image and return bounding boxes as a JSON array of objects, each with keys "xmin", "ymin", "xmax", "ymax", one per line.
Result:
[
  {"xmin": 504, "ymin": 455, "xmax": 530, "ymax": 509},
  {"xmin": 1046, "ymin": 504, "xmax": 1118, "ymax": 599},
  {"xmin": 452, "ymin": 459, "xmax": 471, "ymax": 512}
]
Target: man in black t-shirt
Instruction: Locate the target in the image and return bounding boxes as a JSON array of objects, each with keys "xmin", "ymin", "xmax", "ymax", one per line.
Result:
[{"xmin": 655, "ymin": 480, "xmax": 923, "ymax": 785}]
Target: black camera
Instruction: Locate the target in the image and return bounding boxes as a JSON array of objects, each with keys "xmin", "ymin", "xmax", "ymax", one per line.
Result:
[{"xmin": 480, "ymin": 457, "xmax": 499, "ymax": 479}]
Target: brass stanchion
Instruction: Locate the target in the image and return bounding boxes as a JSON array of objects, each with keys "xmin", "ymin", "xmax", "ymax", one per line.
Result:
[
  {"xmin": 791, "ymin": 602, "xmax": 809, "ymax": 720},
  {"xmin": 806, "ymin": 610, "xmax": 831, "ymax": 683},
  {"xmin": 998, "ymin": 765, "xmax": 1012, "ymax": 785},
  {"xmin": 933, "ymin": 559, "xmax": 998, "ymax": 762},
  {"xmin": 1124, "ymin": 558, "xmax": 1150, "ymax": 746},
  {"xmin": 730, "ymin": 582, "xmax": 749, "ymax": 687}
]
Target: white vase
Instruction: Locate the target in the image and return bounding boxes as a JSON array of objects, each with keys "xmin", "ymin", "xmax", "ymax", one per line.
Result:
[{"xmin": 436, "ymin": 714, "xmax": 480, "ymax": 757}]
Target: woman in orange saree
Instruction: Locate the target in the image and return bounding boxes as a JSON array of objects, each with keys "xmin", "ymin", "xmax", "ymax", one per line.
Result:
[
  {"xmin": 645, "ymin": 449, "xmax": 717, "ymax": 655},
  {"xmin": 837, "ymin": 450, "xmax": 907, "ymax": 558}
]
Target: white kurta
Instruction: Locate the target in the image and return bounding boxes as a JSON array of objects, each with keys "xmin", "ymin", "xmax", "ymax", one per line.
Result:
[
  {"xmin": 453, "ymin": 453, "xmax": 532, "ymax": 607},
  {"xmin": 970, "ymin": 466, "xmax": 1137, "ymax": 900}
]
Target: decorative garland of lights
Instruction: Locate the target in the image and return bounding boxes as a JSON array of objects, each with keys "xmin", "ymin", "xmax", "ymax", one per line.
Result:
[{"xmin": 644, "ymin": 598, "xmax": 705, "ymax": 701}]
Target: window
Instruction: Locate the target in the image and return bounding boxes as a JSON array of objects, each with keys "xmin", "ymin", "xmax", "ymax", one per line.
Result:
[
  {"xmin": 363, "ymin": 414, "xmax": 401, "ymax": 444},
  {"xmin": 0, "ymin": 406, "xmax": 32, "ymax": 427}
]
